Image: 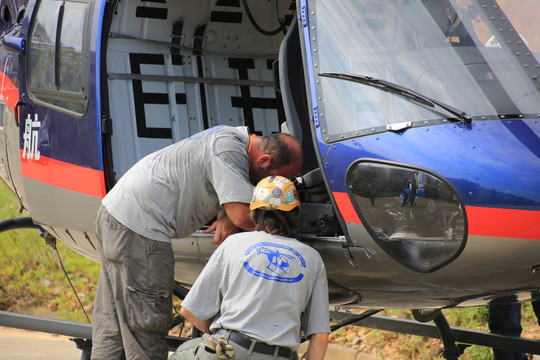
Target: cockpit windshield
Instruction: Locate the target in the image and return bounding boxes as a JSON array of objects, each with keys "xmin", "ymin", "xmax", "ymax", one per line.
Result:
[{"xmin": 306, "ymin": 0, "xmax": 540, "ymax": 141}]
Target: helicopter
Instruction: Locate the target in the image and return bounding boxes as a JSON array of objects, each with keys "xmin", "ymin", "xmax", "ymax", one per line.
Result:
[{"xmin": 0, "ymin": 0, "xmax": 539, "ymax": 358}]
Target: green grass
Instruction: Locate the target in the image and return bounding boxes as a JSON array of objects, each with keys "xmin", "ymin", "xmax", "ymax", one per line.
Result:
[{"xmin": 0, "ymin": 183, "xmax": 99, "ymax": 322}]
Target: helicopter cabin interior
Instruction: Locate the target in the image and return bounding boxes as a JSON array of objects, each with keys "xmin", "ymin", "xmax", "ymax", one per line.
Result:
[
  {"xmin": 103, "ymin": 0, "xmax": 331, "ymax": 232},
  {"xmin": 104, "ymin": 0, "xmax": 312, "ymax": 175}
]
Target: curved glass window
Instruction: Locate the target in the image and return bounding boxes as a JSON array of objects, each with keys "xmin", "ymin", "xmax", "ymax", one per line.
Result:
[
  {"xmin": 28, "ymin": 0, "xmax": 60, "ymax": 92},
  {"xmin": 58, "ymin": 2, "xmax": 87, "ymax": 95},
  {"xmin": 347, "ymin": 161, "xmax": 466, "ymax": 272},
  {"xmin": 307, "ymin": 0, "xmax": 540, "ymax": 141},
  {"xmin": 28, "ymin": 0, "xmax": 90, "ymax": 115}
]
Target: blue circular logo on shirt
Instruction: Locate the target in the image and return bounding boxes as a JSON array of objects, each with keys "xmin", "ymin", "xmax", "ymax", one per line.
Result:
[{"xmin": 243, "ymin": 242, "xmax": 305, "ymax": 283}]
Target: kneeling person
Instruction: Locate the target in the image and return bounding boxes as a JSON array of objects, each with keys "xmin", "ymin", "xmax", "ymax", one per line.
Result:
[{"xmin": 172, "ymin": 176, "xmax": 329, "ymax": 360}]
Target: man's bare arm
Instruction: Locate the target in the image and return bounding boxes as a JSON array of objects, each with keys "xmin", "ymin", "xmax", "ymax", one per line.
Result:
[
  {"xmin": 305, "ymin": 333, "xmax": 328, "ymax": 360},
  {"xmin": 222, "ymin": 202, "xmax": 255, "ymax": 230},
  {"xmin": 203, "ymin": 202, "xmax": 255, "ymax": 244},
  {"xmin": 180, "ymin": 307, "xmax": 213, "ymax": 334}
]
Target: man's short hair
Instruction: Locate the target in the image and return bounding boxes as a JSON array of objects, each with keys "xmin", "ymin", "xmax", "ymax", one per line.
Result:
[{"xmin": 261, "ymin": 133, "xmax": 297, "ymax": 168}]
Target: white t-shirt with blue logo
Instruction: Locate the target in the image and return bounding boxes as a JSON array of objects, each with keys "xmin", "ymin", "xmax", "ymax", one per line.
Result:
[
  {"xmin": 182, "ymin": 231, "xmax": 330, "ymax": 349},
  {"xmin": 102, "ymin": 126, "xmax": 253, "ymax": 242}
]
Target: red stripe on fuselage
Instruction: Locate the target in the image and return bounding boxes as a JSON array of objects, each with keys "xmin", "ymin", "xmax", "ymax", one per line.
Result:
[
  {"xmin": 0, "ymin": 70, "xmax": 20, "ymax": 112},
  {"xmin": 0, "ymin": 71, "xmax": 105, "ymax": 198},
  {"xmin": 333, "ymin": 191, "xmax": 539, "ymax": 240},
  {"xmin": 466, "ymin": 206, "xmax": 539, "ymax": 240},
  {"xmin": 333, "ymin": 191, "xmax": 362, "ymax": 224},
  {"xmin": 21, "ymin": 150, "xmax": 106, "ymax": 198}
]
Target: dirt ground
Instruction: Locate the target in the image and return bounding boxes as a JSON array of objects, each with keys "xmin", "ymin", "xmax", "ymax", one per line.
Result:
[
  {"xmin": 0, "ymin": 326, "xmax": 83, "ymax": 360},
  {"xmin": 0, "ymin": 325, "xmax": 378, "ymax": 360}
]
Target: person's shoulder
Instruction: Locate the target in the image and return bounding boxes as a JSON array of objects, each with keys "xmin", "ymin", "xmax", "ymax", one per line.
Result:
[
  {"xmin": 226, "ymin": 231, "xmax": 285, "ymax": 248},
  {"xmin": 222, "ymin": 231, "xmax": 254, "ymax": 246},
  {"xmin": 271, "ymin": 235, "xmax": 317, "ymax": 252},
  {"xmin": 210, "ymin": 126, "xmax": 249, "ymax": 147},
  {"xmin": 212, "ymin": 125, "xmax": 248, "ymax": 137},
  {"xmin": 292, "ymin": 240, "xmax": 325, "ymax": 263}
]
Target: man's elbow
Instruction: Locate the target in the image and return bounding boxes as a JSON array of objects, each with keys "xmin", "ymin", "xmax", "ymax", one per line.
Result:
[
  {"xmin": 223, "ymin": 202, "xmax": 255, "ymax": 231},
  {"xmin": 313, "ymin": 332, "xmax": 329, "ymax": 345},
  {"xmin": 180, "ymin": 307, "xmax": 196, "ymax": 323}
]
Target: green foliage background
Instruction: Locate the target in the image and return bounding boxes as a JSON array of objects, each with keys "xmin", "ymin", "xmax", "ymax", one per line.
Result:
[{"xmin": 0, "ymin": 183, "xmax": 99, "ymax": 322}]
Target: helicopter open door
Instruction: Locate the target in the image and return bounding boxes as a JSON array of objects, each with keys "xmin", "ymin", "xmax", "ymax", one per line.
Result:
[
  {"xmin": 100, "ymin": 0, "xmax": 295, "ymax": 284},
  {"xmin": 102, "ymin": 0, "xmax": 288, "ymax": 180}
]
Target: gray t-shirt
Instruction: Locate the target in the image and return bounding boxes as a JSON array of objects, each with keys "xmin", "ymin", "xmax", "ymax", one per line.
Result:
[
  {"xmin": 182, "ymin": 231, "xmax": 330, "ymax": 349},
  {"xmin": 102, "ymin": 126, "xmax": 253, "ymax": 242}
]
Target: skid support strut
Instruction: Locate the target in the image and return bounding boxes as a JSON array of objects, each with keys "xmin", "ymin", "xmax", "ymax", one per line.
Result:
[
  {"xmin": 413, "ymin": 309, "xmax": 464, "ymax": 359},
  {"xmin": 433, "ymin": 312, "xmax": 461, "ymax": 360}
]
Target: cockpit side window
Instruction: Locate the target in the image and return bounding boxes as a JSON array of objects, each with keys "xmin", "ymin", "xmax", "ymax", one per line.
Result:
[{"xmin": 27, "ymin": 0, "xmax": 91, "ymax": 115}]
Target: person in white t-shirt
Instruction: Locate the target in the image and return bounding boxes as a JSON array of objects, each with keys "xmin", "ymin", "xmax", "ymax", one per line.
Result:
[{"xmin": 172, "ymin": 176, "xmax": 329, "ymax": 360}]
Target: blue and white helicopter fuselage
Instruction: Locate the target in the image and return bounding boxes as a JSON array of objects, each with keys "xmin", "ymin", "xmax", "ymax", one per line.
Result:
[{"xmin": 0, "ymin": 0, "xmax": 538, "ymax": 314}]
